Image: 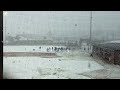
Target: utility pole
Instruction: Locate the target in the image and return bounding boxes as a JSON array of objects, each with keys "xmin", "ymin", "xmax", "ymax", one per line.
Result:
[
  {"xmin": 90, "ymin": 11, "xmax": 92, "ymax": 43},
  {"xmin": 89, "ymin": 11, "xmax": 92, "ymax": 53}
]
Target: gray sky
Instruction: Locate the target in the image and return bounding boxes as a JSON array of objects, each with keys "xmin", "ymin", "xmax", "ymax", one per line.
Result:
[{"xmin": 3, "ymin": 11, "xmax": 120, "ymax": 39}]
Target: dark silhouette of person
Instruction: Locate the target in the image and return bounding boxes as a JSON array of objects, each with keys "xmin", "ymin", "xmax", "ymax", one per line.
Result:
[
  {"xmin": 39, "ymin": 47, "xmax": 41, "ymax": 49},
  {"xmin": 52, "ymin": 47, "xmax": 53, "ymax": 51},
  {"xmin": 90, "ymin": 53, "xmax": 93, "ymax": 57},
  {"xmin": 54, "ymin": 47, "xmax": 57, "ymax": 52},
  {"xmin": 61, "ymin": 47, "xmax": 63, "ymax": 51},
  {"xmin": 47, "ymin": 48, "xmax": 49, "ymax": 52}
]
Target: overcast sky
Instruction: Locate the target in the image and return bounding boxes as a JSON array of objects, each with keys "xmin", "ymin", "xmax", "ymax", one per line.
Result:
[{"xmin": 3, "ymin": 11, "xmax": 120, "ymax": 38}]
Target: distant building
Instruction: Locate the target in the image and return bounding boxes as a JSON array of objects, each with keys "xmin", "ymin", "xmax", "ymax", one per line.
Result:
[
  {"xmin": 79, "ymin": 38, "xmax": 93, "ymax": 53},
  {"xmin": 92, "ymin": 41, "xmax": 120, "ymax": 65}
]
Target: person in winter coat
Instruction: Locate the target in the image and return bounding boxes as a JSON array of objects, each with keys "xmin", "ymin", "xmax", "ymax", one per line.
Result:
[{"xmin": 90, "ymin": 53, "xmax": 93, "ymax": 57}]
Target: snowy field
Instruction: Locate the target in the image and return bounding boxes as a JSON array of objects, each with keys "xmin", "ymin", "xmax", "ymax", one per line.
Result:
[
  {"xmin": 3, "ymin": 45, "xmax": 120, "ymax": 79},
  {"xmin": 3, "ymin": 46, "xmax": 103, "ymax": 79},
  {"xmin": 3, "ymin": 45, "xmax": 93, "ymax": 53},
  {"xmin": 3, "ymin": 45, "xmax": 67, "ymax": 52},
  {"xmin": 3, "ymin": 57, "xmax": 103, "ymax": 79}
]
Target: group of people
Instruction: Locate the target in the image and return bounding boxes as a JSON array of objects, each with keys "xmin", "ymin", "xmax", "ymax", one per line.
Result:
[
  {"xmin": 39, "ymin": 46, "xmax": 71, "ymax": 52},
  {"xmin": 47, "ymin": 47, "xmax": 71, "ymax": 52}
]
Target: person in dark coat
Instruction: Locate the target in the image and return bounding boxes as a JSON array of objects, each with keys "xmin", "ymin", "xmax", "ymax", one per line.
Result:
[
  {"xmin": 39, "ymin": 47, "xmax": 41, "ymax": 49},
  {"xmin": 61, "ymin": 47, "xmax": 63, "ymax": 52},
  {"xmin": 52, "ymin": 47, "xmax": 53, "ymax": 51},
  {"xmin": 90, "ymin": 53, "xmax": 93, "ymax": 57},
  {"xmin": 54, "ymin": 47, "xmax": 57, "ymax": 52},
  {"xmin": 47, "ymin": 48, "xmax": 49, "ymax": 52}
]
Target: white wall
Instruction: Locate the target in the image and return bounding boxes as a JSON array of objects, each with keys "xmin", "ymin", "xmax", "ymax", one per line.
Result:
[{"xmin": 81, "ymin": 43, "xmax": 93, "ymax": 53}]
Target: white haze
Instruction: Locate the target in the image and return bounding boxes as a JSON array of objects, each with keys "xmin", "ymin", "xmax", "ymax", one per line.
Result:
[{"xmin": 3, "ymin": 11, "xmax": 120, "ymax": 39}]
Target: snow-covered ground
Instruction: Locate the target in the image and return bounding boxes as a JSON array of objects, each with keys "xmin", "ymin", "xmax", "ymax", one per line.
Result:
[
  {"xmin": 3, "ymin": 45, "xmax": 93, "ymax": 53},
  {"xmin": 3, "ymin": 45, "xmax": 67, "ymax": 52},
  {"xmin": 3, "ymin": 46, "xmax": 120, "ymax": 79},
  {"xmin": 3, "ymin": 57, "xmax": 103, "ymax": 79}
]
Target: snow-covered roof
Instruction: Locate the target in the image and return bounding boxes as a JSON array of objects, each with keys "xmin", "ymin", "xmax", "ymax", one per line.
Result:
[
  {"xmin": 94, "ymin": 43, "xmax": 120, "ymax": 51},
  {"xmin": 103, "ymin": 40, "xmax": 120, "ymax": 44}
]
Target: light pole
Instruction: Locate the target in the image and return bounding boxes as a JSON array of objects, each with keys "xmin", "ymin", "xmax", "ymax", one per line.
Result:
[
  {"xmin": 90, "ymin": 11, "xmax": 92, "ymax": 43},
  {"xmin": 89, "ymin": 11, "xmax": 92, "ymax": 53},
  {"xmin": 4, "ymin": 12, "xmax": 8, "ymax": 45}
]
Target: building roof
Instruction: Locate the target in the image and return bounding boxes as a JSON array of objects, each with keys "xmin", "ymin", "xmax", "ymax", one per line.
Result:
[
  {"xmin": 103, "ymin": 40, "xmax": 120, "ymax": 44},
  {"xmin": 93, "ymin": 42, "xmax": 120, "ymax": 51}
]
